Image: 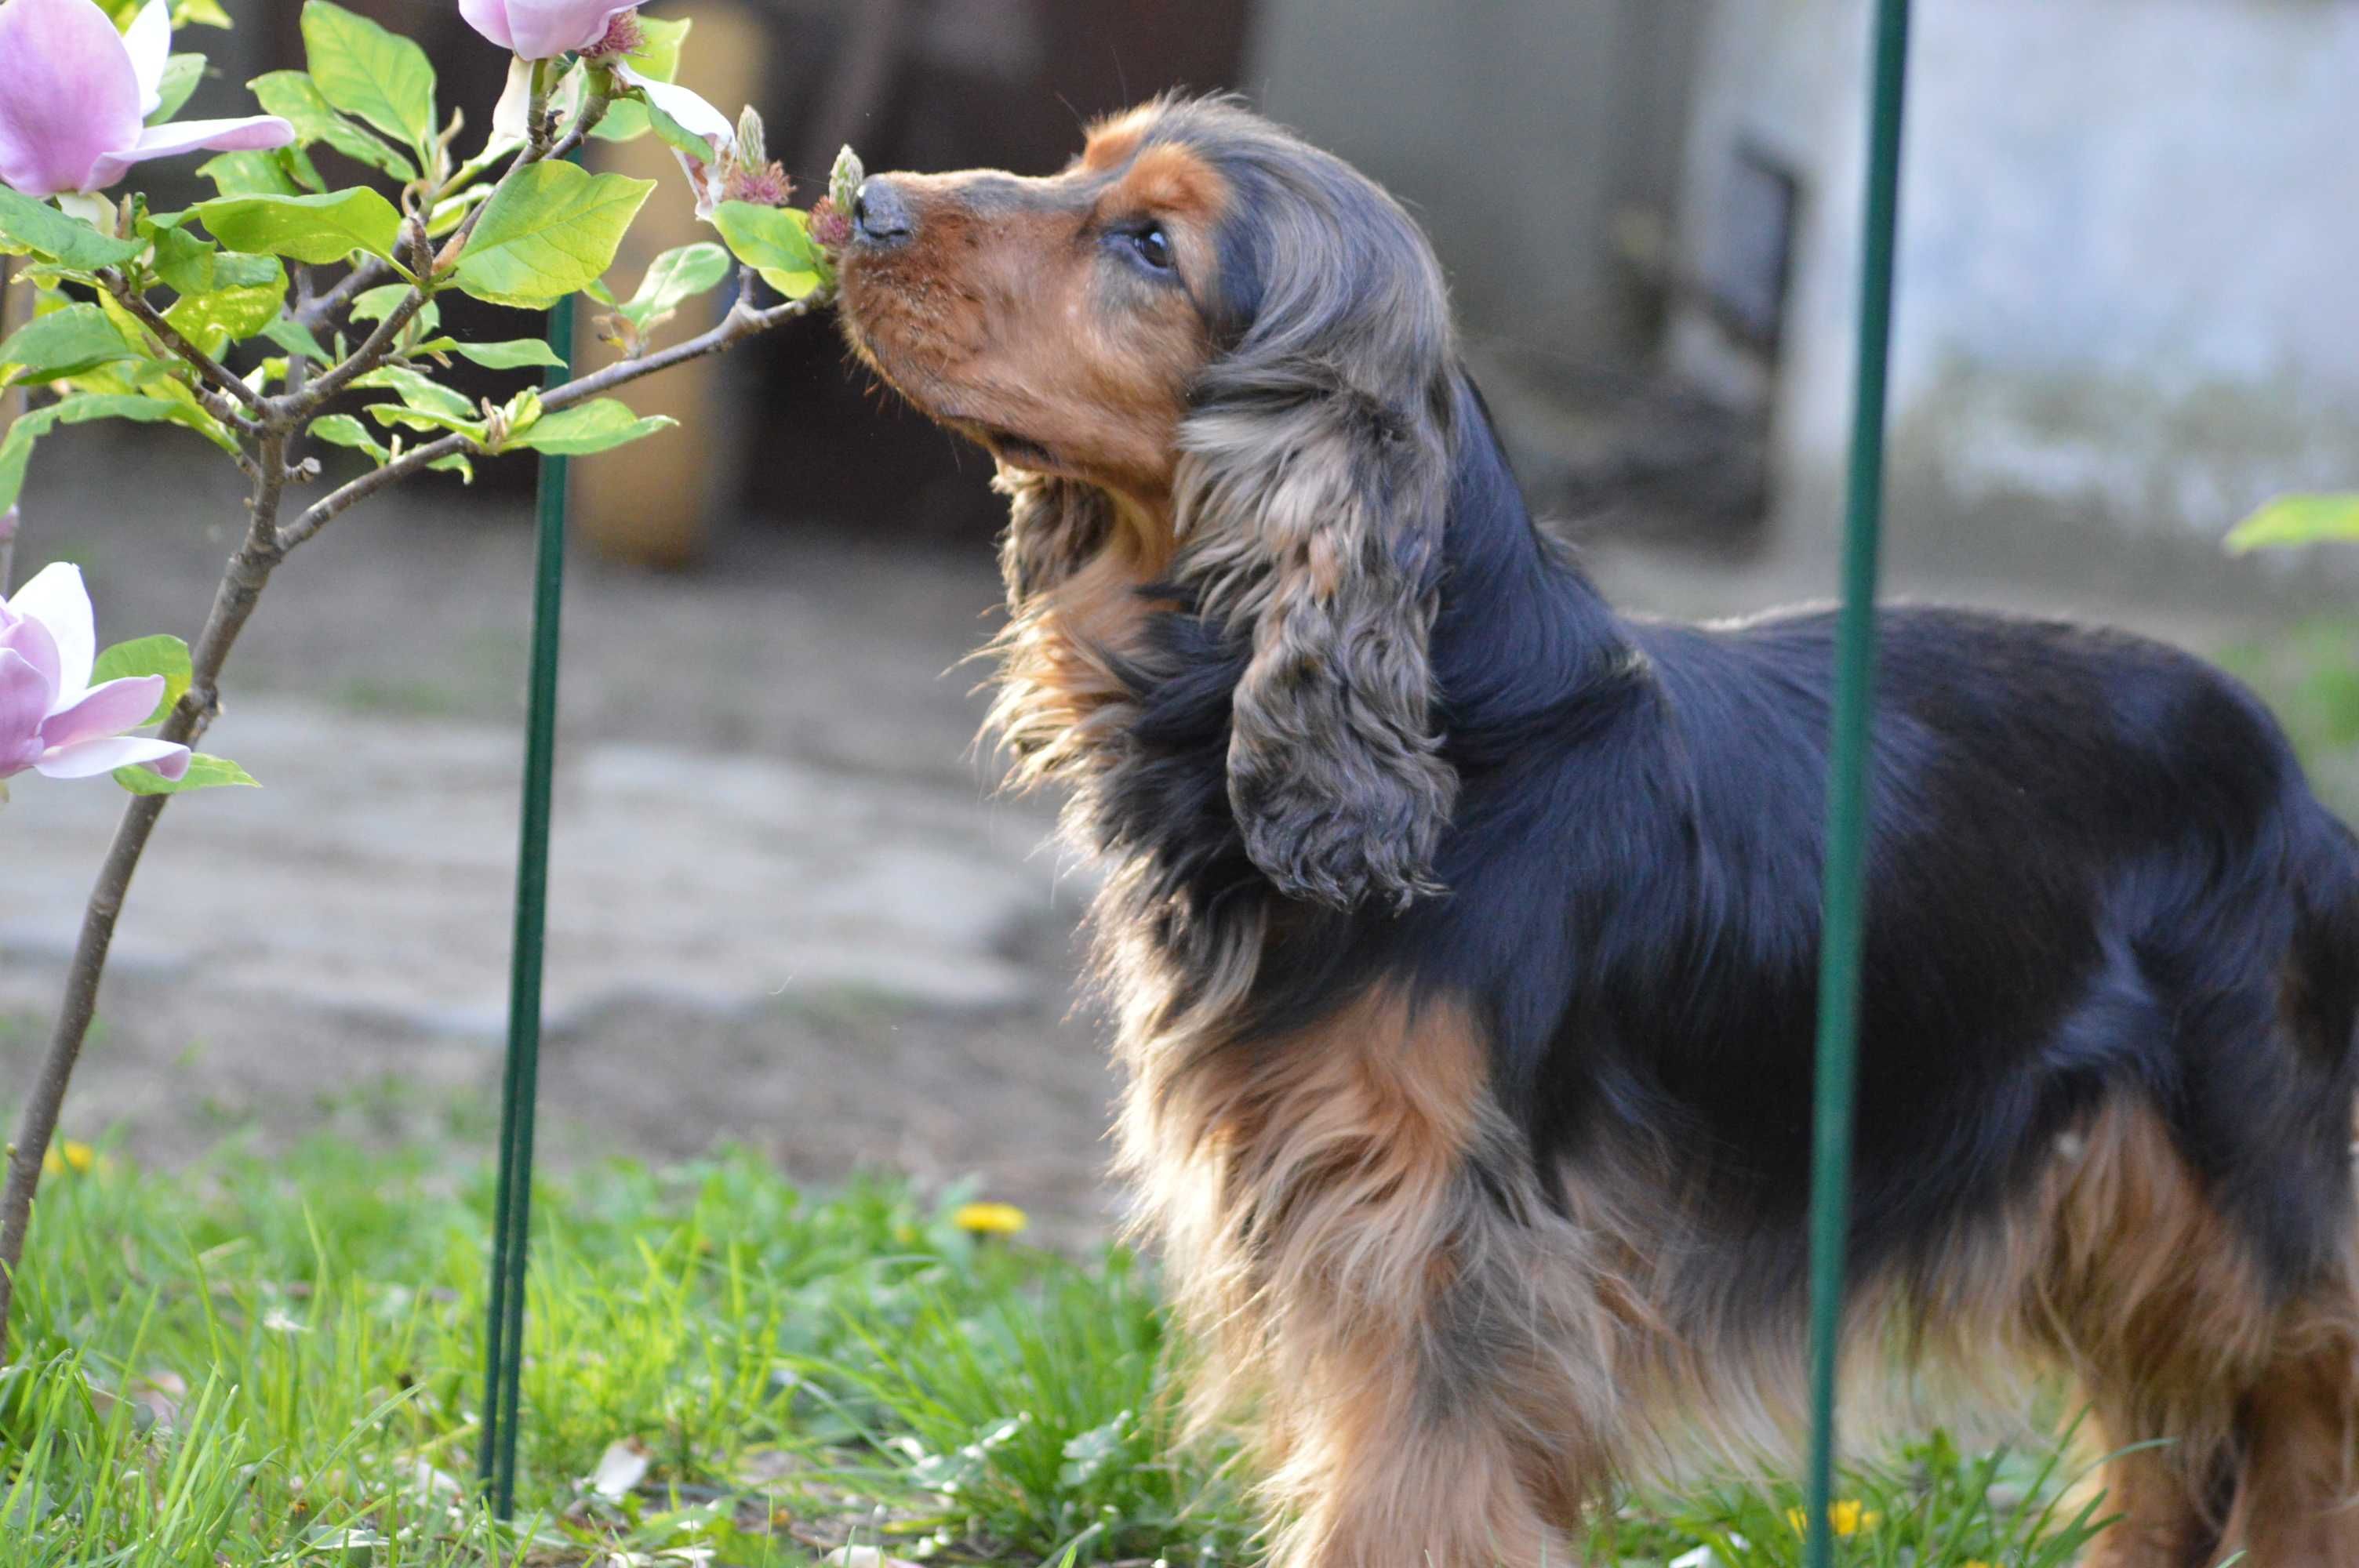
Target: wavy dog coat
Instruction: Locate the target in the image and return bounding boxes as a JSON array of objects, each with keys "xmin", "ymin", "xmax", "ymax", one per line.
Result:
[{"xmin": 834, "ymin": 96, "xmax": 2359, "ymax": 1568}]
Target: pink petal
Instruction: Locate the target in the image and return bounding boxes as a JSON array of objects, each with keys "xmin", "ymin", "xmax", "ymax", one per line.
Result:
[
  {"xmin": 123, "ymin": 0, "xmax": 172, "ymax": 119},
  {"xmin": 0, "ymin": 0, "xmax": 143, "ymax": 197},
  {"xmin": 0, "ymin": 648, "xmax": 52, "ymax": 775},
  {"xmin": 502, "ymin": 0, "xmax": 638, "ymax": 61},
  {"xmin": 5, "ymin": 561, "xmax": 94, "ymax": 709},
  {"xmin": 0, "ymin": 612, "xmax": 62, "ymax": 698},
  {"xmin": 40, "ymin": 673, "xmax": 162, "ymax": 751},
  {"xmin": 459, "ymin": 0, "xmax": 517, "ymax": 52},
  {"xmin": 89, "ymin": 113, "xmax": 296, "ymax": 187},
  {"xmin": 33, "ymin": 732, "xmax": 189, "ymax": 780}
]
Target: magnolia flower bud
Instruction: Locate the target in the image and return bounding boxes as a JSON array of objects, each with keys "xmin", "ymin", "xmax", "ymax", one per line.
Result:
[
  {"xmin": 829, "ymin": 144, "xmax": 864, "ymax": 217},
  {"xmin": 735, "ymin": 107, "xmax": 767, "ymax": 169}
]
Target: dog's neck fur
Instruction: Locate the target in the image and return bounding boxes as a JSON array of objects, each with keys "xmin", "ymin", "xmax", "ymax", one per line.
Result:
[
  {"xmin": 1423, "ymin": 376, "xmax": 1633, "ymax": 744},
  {"xmin": 981, "ymin": 369, "xmax": 1641, "ymax": 974}
]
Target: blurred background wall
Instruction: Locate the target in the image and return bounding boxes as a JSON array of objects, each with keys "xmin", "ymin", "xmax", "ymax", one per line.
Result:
[{"xmin": 1670, "ymin": 0, "xmax": 2359, "ymax": 590}]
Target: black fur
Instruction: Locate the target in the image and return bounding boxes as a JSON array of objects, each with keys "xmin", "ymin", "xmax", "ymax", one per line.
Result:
[{"xmin": 1100, "ymin": 373, "xmax": 2359, "ymax": 1307}]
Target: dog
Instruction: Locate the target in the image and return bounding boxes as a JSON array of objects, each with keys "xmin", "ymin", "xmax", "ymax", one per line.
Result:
[{"xmin": 833, "ymin": 95, "xmax": 2359, "ymax": 1567}]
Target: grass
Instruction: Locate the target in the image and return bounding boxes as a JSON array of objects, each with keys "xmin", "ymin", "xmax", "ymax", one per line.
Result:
[
  {"xmin": 0, "ymin": 1130, "xmax": 2130, "ymax": 1567},
  {"xmin": 2221, "ymin": 612, "xmax": 2359, "ymax": 815}
]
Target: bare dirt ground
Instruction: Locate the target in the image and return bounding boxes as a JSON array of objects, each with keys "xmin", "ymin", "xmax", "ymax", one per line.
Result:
[{"xmin": 0, "ymin": 428, "xmax": 2303, "ymax": 1240}]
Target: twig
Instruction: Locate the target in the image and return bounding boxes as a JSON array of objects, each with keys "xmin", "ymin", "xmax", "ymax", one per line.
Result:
[
  {"xmin": 0, "ymin": 256, "xmax": 25, "ymax": 593},
  {"xmin": 0, "ymin": 430, "xmax": 291, "ymax": 1361},
  {"xmin": 102, "ymin": 278, "xmax": 269, "ymax": 429},
  {"xmin": 297, "ymin": 223, "xmax": 437, "ymax": 411},
  {"xmin": 296, "ymin": 256, "xmax": 393, "ymax": 331}
]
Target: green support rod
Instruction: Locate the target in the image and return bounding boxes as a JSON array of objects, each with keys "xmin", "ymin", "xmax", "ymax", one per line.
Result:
[
  {"xmin": 1804, "ymin": 1, "xmax": 1913, "ymax": 1563},
  {"xmin": 478, "ymin": 256, "xmax": 577, "ymax": 1521}
]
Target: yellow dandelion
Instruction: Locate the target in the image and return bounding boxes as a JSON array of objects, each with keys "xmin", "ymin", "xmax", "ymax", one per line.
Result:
[
  {"xmin": 41, "ymin": 1141, "xmax": 96, "ymax": 1177},
  {"xmin": 1787, "ymin": 1499, "xmax": 1879, "ymax": 1536},
  {"xmin": 951, "ymin": 1201, "xmax": 1028, "ymax": 1236}
]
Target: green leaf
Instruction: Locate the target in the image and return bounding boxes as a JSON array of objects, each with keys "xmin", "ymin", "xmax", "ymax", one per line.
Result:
[
  {"xmin": 176, "ymin": 0, "xmax": 231, "ymax": 26},
  {"xmin": 147, "ymin": 53, "xmax": 207, "ymax": 126},
  {"xmin": 429, "ymin": 452, "xmax": 475, "ymax": 483},
  {"xmin": 0, "ymin": 393, "xmax": 224, "ymax": 514},
  {"xmin": 261, "ymin": 314, "xmax": 332, "ymax": 365},
  {"xmin": 114, "ymin": 753, "xmax": 260, "ymax": 796},
  {"xmin": 451, "ymin": 162, "xmax": 654, "ymax": 311},
  {"xmin": 196, "ymin": 187, "xmax": 403, "ymax": 265},
  {"xmin": 0, "ymin": 305, "xmax": 138, "ymax": 387},
  {"xmin": 347, "ymin": 284, "xmax": 413, "ymax": 323},
  {"xmin": 300, "ymin": 0, "xmax": 438, "ymax": 162},
  {"xmin": 591, "ymin": 15, "xmax": 693, "ymax": 142},
  {"xmin": 619, "ymin": 241, "xmax": 731, "ymax": 329},
  {"xmin": 425, "ymin": 183, "xmax": 492, "ymax": 240},
  {"xmin": 713, "ymin": 202, "xmax": 826, "ymax": 299},
  {"xmin": 438, "ymin": 338, "xmax": 567, "ymax": 371},
  {"xmin": 195, "ymin": 149, "xmax": 307, "ymax": 199},
  {"xmin": 368, "ymin": 405, "xmax": 486, "ymax": 440},
  {"xmin": 89, "ymin": 635, "xmax": 192, "ymax": 726},
  {"xmin": 163, "ymin": 283, "xmax": 285, "ymax": 355},
  {"xmin": 350, "ymin": 364, "xmax": 474, "ymax": 419},
  {"xmin": 0, "ymin": 189, "xmax": 145, "ymax": 270},
  {"xmin": 505, "ymin": 398, "xmax": 675, "ymax": 456},
  {"xmin": 639, "ymin": 92, "xmax": 718, "ymax": 166},
  {"xmin": 249, "ymin": 70, "xmax": 418, "ymax": 182},
  {"xmin": 2224, "ymin": 494, "xmax": 2359, "ymax": 554},
  {"xmin": 309, "ymin": 412, "xmax": 389, "ymax": 462},
  {"xmin": 146, "ymin": 218, "xmax": 285, "ymax": 295}
]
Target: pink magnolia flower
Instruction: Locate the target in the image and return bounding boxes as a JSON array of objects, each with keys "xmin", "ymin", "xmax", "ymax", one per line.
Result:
[
  {"xmin": 460, "ymin": 0, "xmax": 640, "ymax": 60},
  {"xmin": 0, "ymin": 563, "xmax": 189, "ymax": 785},
  {"xmin": 0, "ymin": 0, "xmax": 294, "ymax": 199}
]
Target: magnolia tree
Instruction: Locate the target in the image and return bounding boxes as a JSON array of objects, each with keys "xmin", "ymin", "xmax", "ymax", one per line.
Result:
[{"xmin": 0, "ymin": 0, "xmax": 859, "ymax": 1350}]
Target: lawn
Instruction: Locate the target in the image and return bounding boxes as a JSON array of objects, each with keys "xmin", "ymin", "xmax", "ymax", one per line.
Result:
[{"xmin": 0, "ymin": 1131, "xmax": 2117, "ymax": 1566}]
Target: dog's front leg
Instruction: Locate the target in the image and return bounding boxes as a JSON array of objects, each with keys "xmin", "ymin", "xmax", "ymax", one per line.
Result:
[{"xmin": 1140, "ymin": 991, "xmax": 1612, "ymax": 1568}]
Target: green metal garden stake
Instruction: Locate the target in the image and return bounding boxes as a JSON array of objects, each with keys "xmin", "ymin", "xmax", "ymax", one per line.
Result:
[
  {"xmin": 478, "ymin": 260, "xmax": 578, "ymax": 1521},
  {"xmin": 1804, "ymin": 1, "xmax": 1913, "ymax": 1563}
]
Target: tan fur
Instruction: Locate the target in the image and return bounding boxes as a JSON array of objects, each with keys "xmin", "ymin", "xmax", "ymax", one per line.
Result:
[
  {"xmin": 838, "ymin": 129, "xmax": 1227, "ymax": 505},
  {"xmin": 2026, "ymin": 1107, "xmax": 2359, "ymax": 1566},
  {"xmin": 1115, "ymin": 985, "xmax": 1606, "ymax": 1568}
]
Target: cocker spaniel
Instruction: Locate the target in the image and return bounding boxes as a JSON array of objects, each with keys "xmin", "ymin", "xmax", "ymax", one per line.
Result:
[{"xmin": 833, "ymin": 96, "xmax": 2359, "ymax": 1568}]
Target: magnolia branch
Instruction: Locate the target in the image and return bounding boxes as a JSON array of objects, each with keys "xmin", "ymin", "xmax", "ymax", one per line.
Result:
[
  {"xmin": 0, "ymin": 263, "xmax": 827, "ymax": 1356},
  {"xmin": 277, "ymin": 281, "xmax": 823, "ymax": 551},
  {"xmin": 0, "ymin": 19, "xmax": 830, "ymax": 1353}
]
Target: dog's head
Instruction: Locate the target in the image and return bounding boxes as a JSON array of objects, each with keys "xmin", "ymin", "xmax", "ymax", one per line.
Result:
[{"xmin": 838, "ymin": 96, "xmax": 1461, "ymax": 912}]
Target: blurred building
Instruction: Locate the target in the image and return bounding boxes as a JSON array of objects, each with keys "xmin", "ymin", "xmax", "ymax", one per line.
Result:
[{"xmin": 1663, "ymin": 0, "xmax": 2359, "ymax": 587}]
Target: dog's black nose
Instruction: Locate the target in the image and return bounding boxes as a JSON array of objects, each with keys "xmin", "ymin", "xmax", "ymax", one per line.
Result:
[{"xmin": 852, "ymin": 177, "xmax": 914, "ymax": 245}]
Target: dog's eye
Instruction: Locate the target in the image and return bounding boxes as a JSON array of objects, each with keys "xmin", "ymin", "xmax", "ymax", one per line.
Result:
[{"xmin": 1130, "ymin": 224, "xmax": 1174, "ymax": 272}]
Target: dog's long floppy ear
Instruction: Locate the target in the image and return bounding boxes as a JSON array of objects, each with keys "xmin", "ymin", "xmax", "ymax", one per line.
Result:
[{"xmin": 1172, "ymin": 151, "xmax": 1460, "ymax": 913}]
